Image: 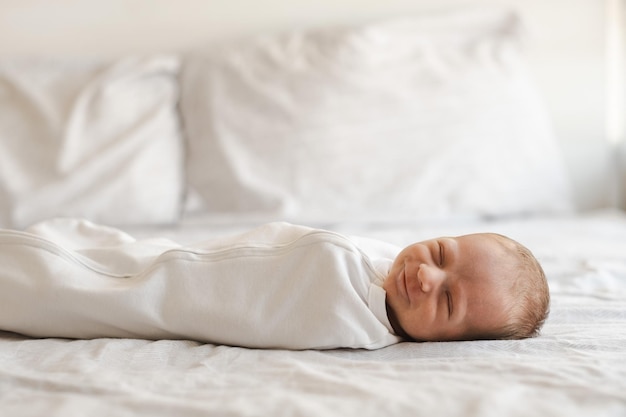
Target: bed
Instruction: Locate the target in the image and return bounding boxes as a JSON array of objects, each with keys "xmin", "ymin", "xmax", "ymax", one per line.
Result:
[{"xmin": 1, "ymin": 0, "xmax": 626, "ymax": 416}]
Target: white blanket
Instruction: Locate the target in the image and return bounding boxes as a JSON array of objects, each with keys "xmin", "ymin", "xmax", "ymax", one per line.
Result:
[
  {"xmin": 1, "ymin": 211, "xmax": 625, "ymax": 416},
  {"xmin": 0, "ymin": 220, "xmax": 399, "ymax": 350}
]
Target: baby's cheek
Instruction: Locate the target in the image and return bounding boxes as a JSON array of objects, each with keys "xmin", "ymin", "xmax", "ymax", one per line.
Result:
[{"xmin": 402, "ymin": 308, "xmax": 427, "ymax": 336}]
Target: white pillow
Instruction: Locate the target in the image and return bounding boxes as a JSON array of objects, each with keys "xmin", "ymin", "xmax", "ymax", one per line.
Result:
[
  {"xmin": 180, "ymin": 8, "xmax": 573, "ymax": 223},
  {"xmin": 0, "ymin": 56, "xmax": 184, "ymax": 229}
]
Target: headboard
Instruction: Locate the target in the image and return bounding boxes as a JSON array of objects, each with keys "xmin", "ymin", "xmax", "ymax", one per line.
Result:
[{"xmin": 1, "ymin": 0, "xmax": 624, "ymax": 210}]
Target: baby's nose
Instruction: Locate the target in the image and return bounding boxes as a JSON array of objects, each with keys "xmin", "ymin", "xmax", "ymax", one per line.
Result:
[{"xmin": 418, "ymin": 264, "xmax": 445, "ymax": 292}]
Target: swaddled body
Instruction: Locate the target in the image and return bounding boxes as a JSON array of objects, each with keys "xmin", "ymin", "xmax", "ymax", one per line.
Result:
[{"xmin": 0, "ymin": 219, "xmax": 401, "ymax": 349}]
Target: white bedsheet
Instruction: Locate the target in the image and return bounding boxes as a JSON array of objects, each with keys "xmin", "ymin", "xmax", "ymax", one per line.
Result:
[{"xmin": 1, "ymin": 211, "xmax": 625, "ymax": 416}]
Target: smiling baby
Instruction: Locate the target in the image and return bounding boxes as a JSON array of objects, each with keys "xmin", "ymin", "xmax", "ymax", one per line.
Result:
[
  {"xmin": 0, "ymin": 220, "xmax": 548, "ymax": 349},
  {"xmin": 384, "ymin": 233, "xmax": 549, "ymax": 343}
]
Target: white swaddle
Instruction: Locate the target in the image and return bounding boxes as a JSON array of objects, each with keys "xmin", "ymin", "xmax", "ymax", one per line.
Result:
[{"xmin": 0, "ymin": 219, "xmax": 400, "ymax": 350}]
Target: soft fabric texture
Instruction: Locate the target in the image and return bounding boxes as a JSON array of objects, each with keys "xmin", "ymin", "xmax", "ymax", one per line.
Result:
[
  {"xmin": 0, "ymin": 56, "xmax": 183, "ymax": 229},
  {"xmin": 0, "ymin": 219, "xmax": 401, "ymax": 350},
  {"xmin": 1, "ymin": 211, "xmax": 625, "ymax": 417},
  {"xmin": 180, "ymin": 8, "xmax": 573, "ymax": 223}
]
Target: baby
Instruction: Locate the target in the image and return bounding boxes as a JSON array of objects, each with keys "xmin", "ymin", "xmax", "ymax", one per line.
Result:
[
  {"xmin": 0, "ymin": 219, "xmax": 548, "ymax": 350},
  {"xmin": 384, "ymin": 233, "xmax": 549, "ymax": 343}
]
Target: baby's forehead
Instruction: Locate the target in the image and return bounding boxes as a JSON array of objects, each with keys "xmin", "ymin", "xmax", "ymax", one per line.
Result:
[
  {"xmin": 455, "ymin": 235, "xmax": 519, "ymax": 282},
  {"xmin": 458, "ymin": 233, "xmax": 516, "ymax": 257}
]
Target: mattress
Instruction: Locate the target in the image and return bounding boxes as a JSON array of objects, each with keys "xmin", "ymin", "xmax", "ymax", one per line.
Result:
[{"xmin": 1, "ymin": 210, "xmax": 625, "ymax": 416}]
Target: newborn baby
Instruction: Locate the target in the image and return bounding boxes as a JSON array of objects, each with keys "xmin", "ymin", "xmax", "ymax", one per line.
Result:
[{"xmin": 0, "ymin": 219, "xmax": 548, "ymax": 350}]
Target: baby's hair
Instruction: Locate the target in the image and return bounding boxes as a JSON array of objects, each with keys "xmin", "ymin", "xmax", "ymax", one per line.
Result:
[{"xmin": 484, "ymin": 233, "xmax": 550, "ymax": 340}]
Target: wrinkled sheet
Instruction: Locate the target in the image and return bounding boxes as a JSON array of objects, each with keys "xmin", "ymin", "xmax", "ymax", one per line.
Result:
[{"xmin": 1, "ymin": 211, "xmax": 625, "ymax": 416}]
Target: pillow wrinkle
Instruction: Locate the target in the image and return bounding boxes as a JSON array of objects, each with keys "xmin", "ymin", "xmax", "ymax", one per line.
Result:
[
  {"xmin": 0, "ymin": 56, "xmax": 183, "ymax": 228},
  {"xmin": 181, "ymin": 8, "xmax": 573, "ymax": 222}
]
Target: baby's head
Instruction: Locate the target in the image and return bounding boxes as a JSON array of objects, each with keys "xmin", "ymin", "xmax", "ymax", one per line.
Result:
[{"xmin": 383, "ymin": 233, "xmax": 549, "ymax": 342}]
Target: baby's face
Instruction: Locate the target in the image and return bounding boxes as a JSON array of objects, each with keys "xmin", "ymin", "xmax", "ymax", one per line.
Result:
[{"xmin": 383, "ymin": 233, "xmax": 514, "ymax": 342}]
